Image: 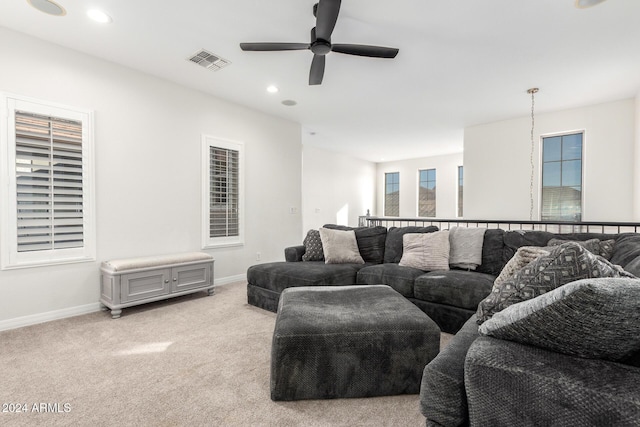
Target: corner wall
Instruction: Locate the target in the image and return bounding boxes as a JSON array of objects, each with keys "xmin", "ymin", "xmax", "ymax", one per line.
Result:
[
  {"xmin": 0, "ymin": 27, "xmax": 302, "ymax": 327},
  {"xmin": 301, "ymin": 145, "xmax": 376, "ymax": 234},
  {"xmin": 464, "ymin": 98, "xmax": 636, "ymax": 221}
]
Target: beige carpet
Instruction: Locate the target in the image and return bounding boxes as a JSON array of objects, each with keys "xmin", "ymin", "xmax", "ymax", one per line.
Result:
[{"xmin": 0, "ymin": 282, "xmax": 451, "ymax": 426}]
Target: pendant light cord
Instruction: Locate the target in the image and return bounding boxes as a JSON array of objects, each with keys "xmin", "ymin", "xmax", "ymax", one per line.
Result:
[{"xmin": 528, "ymin": 88, "xmax": 538, "ymax": 221}]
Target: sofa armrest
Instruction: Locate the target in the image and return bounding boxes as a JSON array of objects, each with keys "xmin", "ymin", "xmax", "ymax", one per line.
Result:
[
  {"xmin": 420, "ymin": 316, "xmax": 479, "ymax": 426},
  {"xmin": 465, "ymin": 336, "xmax": 640, "ymax": 426},
  {"xmin": 284, "ymin": 245, "xmax": 305, "ymax": 262}
]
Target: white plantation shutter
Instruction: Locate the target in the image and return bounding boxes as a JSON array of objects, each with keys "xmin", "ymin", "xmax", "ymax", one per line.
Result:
[
  {"xmin": 15, "ymin": 112, "xmax": 84, "ymax": 252},
  {"xmin": 1, "ymin": 94, "xmax": 95, "ymax": 269},
  {"xmin": 202, "ymin": 135, "xmax": 244, "ymax": 248},
  {"xmin": 209, "ymin": 146, "xmax": 239, "ymax": 238}
]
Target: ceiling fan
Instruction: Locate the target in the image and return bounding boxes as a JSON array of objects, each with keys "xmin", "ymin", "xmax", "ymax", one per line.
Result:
[{"xmin": 239, "ymin": 0, "xmax": 399, "ymax": 85}]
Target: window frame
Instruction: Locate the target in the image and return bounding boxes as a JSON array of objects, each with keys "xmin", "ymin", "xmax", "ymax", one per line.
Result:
[
  {"xmin": 0, "ymin": 93, "xmax": 96, "ymax": 270},
  {"xmin": 539, "ymin": 130, "xmax": 585, "ymax": 222},
  {"xmin": 417, "ymin": 168, "xmax": 436, "ymax": 218},
  {"xmin": 201, "ymin": 135, "xmax": 244, "ymax": 249},
  {"xmin": 383, "ymin": 171, "xmax": 400, "ymax": 217},
  {"xmin": 457, "ymin": 165, "xmax": 464, "ymax": 218}
]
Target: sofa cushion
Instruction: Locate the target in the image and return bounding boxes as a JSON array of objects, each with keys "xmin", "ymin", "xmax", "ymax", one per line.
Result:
[
  {"xmin": 448, "ymin": 227, "xmax": 487, "ymax": 270},
  {"xmin": 383, "ymin": 226, "xmax": 439, "ymax": 263},
  {"xmin": 480, "ymin": 278, "xmax": 640, "ymax": 362},
  {"xmin": 302, "ymin": 229, "xmax": 324, "ymax": 261},
  {"xmin": 611, "ymin": 233, "xmax": 640, "ymax": 267},
  {"xmin": 476, "ymin": 228, "xmax": 506, "ymax": 275},
  {"xmin": 323, "ymin": 224, "xmax": 387, "ymax": 264},
  {"xmin": 414, "ymin": 270, "xmax": 495, "ymax": 310},
  {"xmin": 356, "ymin": 264, "xmax": 424, "ymax": 298},
  {"xmin": 420, "ymin": 316, "xmax": 479, "ymax": 426},
  {"xmin": 246, "ymin": 261, "xmax": 365, "ymax": 293},
  {"xmin": 399, "ymin": 231, "xmax": 450, "ymax": 271},
  {"xmin": 476, "ymin": 242, "xmax": 635, "ymax": 323},
  {"xmin": 319, "ymin": 228, "xmax": 365, "ymax": 264}
]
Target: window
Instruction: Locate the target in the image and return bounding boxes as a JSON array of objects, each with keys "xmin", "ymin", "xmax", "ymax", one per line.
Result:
[
  {"xmin": 457, "ymin": 166, "xmax": 464, "ymax": 217},
  {"xmin": 0, "ymin": 94, "xmax": 95, "ymax": 269},
  {"xmin": 202, "ymin": 135, "xmax": 244, "ymax": 248},
  {"xmin": 541, "ymin": 132, "xmax": 583, "ymax": 221},
  {"xmin": 418, "ymin": 169, "xmax": 436, "ymax": 217},
  {"xmin": 384, "ymin": 172, "xmax": 399, "ymax": 216}
]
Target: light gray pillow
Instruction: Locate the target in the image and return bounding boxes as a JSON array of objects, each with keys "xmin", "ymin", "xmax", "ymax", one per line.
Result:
[
  {"xmin": 318, "ymin": 228, "xmax": 364, "ymax": 264},
  {"xmin": 399, "ymin": 230, "xmax": 450, "ymax": 271},
  {"xmin": 493, "ymin": 246, "xmax": 550, "ymax": 287},
  {"xmin": 479, "ymin": 278, "xmax": 640, "ymax": 361},
  {"xmin": 448, "ymin": 227, "xmax": 487, "ymax": 270}
]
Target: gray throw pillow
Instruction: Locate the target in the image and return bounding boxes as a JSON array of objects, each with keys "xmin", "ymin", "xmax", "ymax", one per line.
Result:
[
  {"xmin": 398, "ymin": 231, "xmax": 450, "ymax": 271},
  {"xmin": 319, "ymin": 228, "xmax": 365, "ymax": 264},
  {"xmin": 448, "ymin": 227, "xmax": 487, "ymax": 270},
  {"xmin": 476, "ymin": 242, "xmax": 635, "ymax": 324},
  {"xmin": 547, "ymin": 238, "xmax": 615, "ymax": 260},
  {"xmin": 479, "ymin": 278, "xmax": 640, "ymax": 361},
  {"xmin": 302, "ymin": 229, "xmax": 324, "ymax": 261}
]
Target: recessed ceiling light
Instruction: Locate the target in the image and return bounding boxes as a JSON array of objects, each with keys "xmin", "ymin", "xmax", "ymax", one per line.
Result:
[
  {"xmin": 266, "ymin": 85, "xmax": 279, "ymax": 94},
  {"xmin": 575, "ymin": 0, "xmax": 608, "ymax": 8},
  {"xmin": 87, "ymin": 9, "xmax": 112, "ymax": 23},
  {"xmin": 27, "ymin": 0, "xmax": 66, "ymax": 16},
  {"xmin": 282, "ymin": 100, "xmax": 297, "ymax": 106}
]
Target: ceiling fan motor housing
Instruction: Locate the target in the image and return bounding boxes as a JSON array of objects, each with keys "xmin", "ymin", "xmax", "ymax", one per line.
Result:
[{"xmin": 310, "ymin": 28, "xmax": 331, "ymax": 55}]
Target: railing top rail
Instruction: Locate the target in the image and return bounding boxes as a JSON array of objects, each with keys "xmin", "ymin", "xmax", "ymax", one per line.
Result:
[{"xmin": 357, "ymin": 216, "xmax": 640, "ymax": 233}]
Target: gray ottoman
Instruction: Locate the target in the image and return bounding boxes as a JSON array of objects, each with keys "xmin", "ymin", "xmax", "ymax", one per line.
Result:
[{"xmin": 270, "ymin": 285, "xmax": 441, "ymax": 401}]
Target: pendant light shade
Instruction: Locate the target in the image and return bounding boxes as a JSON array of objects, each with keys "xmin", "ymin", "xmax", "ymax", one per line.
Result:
[{"xmin": 575, "ymin": 0, "xmax": 608, "ymax": 9}]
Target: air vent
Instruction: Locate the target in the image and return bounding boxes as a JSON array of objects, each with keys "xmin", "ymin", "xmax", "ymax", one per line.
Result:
[{"xmin": 188, "ymin": 49, "xmax": 231, "ymax": 71}]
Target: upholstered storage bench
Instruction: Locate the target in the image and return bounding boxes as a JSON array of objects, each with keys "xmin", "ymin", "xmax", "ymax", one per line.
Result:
[
  {"xmin": 100, "ymin": 252, "xmax": 215, "ymax": 319},
  {"xmin": 270, "ymin": 285, "xmax": 441, "ymax": 401}
]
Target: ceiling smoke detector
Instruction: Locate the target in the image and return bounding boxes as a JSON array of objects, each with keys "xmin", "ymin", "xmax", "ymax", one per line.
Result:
[
  {"xmin": 27, "ymin": 0, "xmax": 66, "ymax": 16},
  {"xmin": 187, "ymin": 49, "xmax": 231, "ymax": 72}
]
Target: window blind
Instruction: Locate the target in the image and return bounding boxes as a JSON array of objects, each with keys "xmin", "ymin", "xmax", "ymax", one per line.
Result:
[
  {"xmin": 209, "ymin": 146, "xmax": 239, "ymax": 238},
  {"xmin": 14, "ymin": 111, "xmax": 84, "ymax": 252}
]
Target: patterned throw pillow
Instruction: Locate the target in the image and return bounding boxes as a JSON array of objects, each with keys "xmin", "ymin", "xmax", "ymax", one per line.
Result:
[
  {"xmin": 476, "ymin": 242, "xmax": 635, "ymax": 324},
  {"xmin": 302, "ymin": 229, "xmax": 324, "ymax": 261},
  {"xmin": 547, "ymin": 238, "xmax": 616, "ymax": 260},
  {"xmin": 479, "ymin": 278, "xmax": 640, "ymax": 361},
  {"xmin": 398, "ymin": 231, "xmax": 450, "ymax": 271}
]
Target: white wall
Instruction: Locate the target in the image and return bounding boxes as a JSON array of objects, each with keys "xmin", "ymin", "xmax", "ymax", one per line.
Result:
[
  {"xmin": 301, "ymin": 145, "xmax": 376, "ymax": 234},
  {"xmin": 635, "ymin": 91, "xmax": 640, "ymax": 220},
  {"xmin": 464, "ymin": 98, "xmax": 636, "ymax": 221},
  {"xmin": 0, "ymin": 28, "xmax": 302, "ymax": 327},
  {"xmin": 376, "ymin": 153, "xmax": 464, "ymax": 219}
]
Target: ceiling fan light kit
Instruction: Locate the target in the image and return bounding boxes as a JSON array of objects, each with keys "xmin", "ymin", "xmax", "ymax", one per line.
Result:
[{"xmin": 240, "ymin": 0, "xmax": 399, "ymax": 85}]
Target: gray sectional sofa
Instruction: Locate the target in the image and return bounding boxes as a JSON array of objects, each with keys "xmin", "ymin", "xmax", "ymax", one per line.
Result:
[{"xmin": 248, "ymin": 223, "xmax": 640, "ymax": 425}]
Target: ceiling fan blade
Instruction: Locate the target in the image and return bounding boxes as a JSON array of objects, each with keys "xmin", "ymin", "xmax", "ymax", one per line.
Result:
[
  {"xmin": 240, "ymin": 42, "xmax": 309, "ymax": 51},
  {"xmin": 331, "ymin": 44, "xmax": 399, "ymax": 58},
  {"xmin": 309, "ymin": 54, "xmax": 326, "ymax": 85},
  {"xmin": 315, "ymin": 0, "xmax": 341, "ymax": 41}
]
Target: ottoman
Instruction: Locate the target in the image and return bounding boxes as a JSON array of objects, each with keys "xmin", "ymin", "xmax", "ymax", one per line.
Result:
[{"xmin": 270, "ymin": 285, "xmax": 441, "ymax": 401}]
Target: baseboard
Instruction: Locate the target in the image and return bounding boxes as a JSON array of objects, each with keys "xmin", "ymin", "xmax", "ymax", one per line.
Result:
[
  {"xmin": 0, "ymin": 302, "xmax": 102, "ymax": 332},
  {"xmin": 0, "ymin": 274, "xmax": 247, "ymax": 332},
  {"xmin": 214, "ymin": 274, "xmax": 246, "ymax": 287}
]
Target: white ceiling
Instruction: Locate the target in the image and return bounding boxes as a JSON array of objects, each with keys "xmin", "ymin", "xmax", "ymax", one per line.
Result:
[{"xmin": 1, "ymin": 0, "xmax": 639, "ymax": 162}]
